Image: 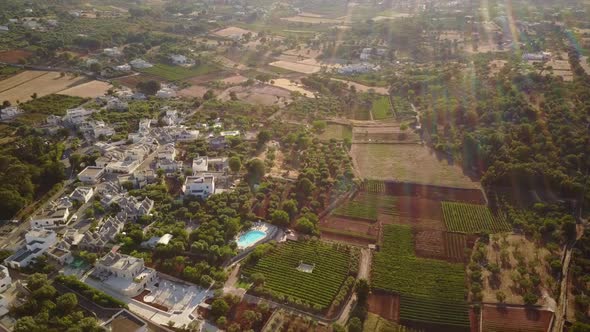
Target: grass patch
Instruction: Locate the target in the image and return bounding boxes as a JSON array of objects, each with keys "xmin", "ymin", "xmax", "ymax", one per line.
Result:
[
  {"xmin": 372, "ymin": 225, "xmax": 469, "ymax": 330},
  {"xmin": 317, "ymin": 123, "xmax": 352, "ymax": 141},
  {"xmin": 442, "ymin": 202, "xmax": 511, "ymax": 233},
  {"xmin": 371, "ymin": 96, "xmax": 392, "ymax": 120},
  {"xmin": 140, "ymin": 63, "xmax": 220, "ymax": 81}
]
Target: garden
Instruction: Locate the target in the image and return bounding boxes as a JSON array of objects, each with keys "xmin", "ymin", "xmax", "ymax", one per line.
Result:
[
  {"xmin": 371, "ymin": 225, "xmax": 470, "ymax": 330},
  {"xmin": 242, "ymin": 240, "xmax": 358, "ymax": 313},
  {"xmin": 442, "ymin": 202, "xmax": 511, "ymax": 233}
]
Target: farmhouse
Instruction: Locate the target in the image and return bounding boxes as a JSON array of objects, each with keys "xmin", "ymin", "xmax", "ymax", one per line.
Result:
[
  {"xmin": 183, "ymin": 174, "xmax": 215, "ymax": 198},
  {"xmin": 78, "ymin": 166, "xmax": 105, "ymax": 184},
  {"xmin": 169, "ymin": 54, "xmax": 189, "ymax": 65},
  {"xmin": 69, "ymin": 186, "xmax": 94, "ymax": 203},
  {"xmin": 175, "ymin": 127, "xmax": 200, "ymax": 141},
  {"xmin": 156, "ymin": 87, "xmax": 176, "ymax": 99},
  {"xmin": 94, "ymin": 252, "xmax": 157, "ymax": 297},
  {"xmin": 192, "ymin": 156, "xmax": 209, "ymax": 173},
  {"xmin": 0, "ymin": 106, "xmax": 23, "ymax": 120},
  {"xmin": 63, "ymin": 107, "xmax": 94, "ymax": 126},
  {"xmin": 0, "ymin": 265, "xmax": 12, "ymax": 293},
  {"xmin": 220, "ymin": 130, "xmax": 240, "ymax": 137},
  {"xmin": 4, "ymin": 228, "xmax": 57, "ymax": 269},
  {"xmin": 30, "ymin": 206, "xmax": 70, "ymax": 229},
  {"xmin": 130, "ymin": 59, "xmax": 153, "ymax": 69},
  {"xmin": 103, "ymin": 47, "xmax": 122, "ymax": 57},
  {"xmin": 115, "ymin": 64, "xmax": 131, "ymax": 72},
  {"xmin": 79, "ymin": 216, "xmax": 125, "ymax": 250},
  {"xmin": 141, "ymin": 234, "xmax": 173, "ymax": 248},
  {"xmin": 158, "ymin": 143, "xmax": 176, "ymax": 161}
]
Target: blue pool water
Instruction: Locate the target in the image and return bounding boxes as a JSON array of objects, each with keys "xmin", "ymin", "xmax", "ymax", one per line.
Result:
[{"xmin": 237, "ymin": 230, "xmax": 266, "ymax": 248}]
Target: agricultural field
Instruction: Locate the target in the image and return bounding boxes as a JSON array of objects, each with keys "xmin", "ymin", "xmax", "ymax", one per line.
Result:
[
  {"xmin": 481, "ymin": 305, "xmax": 552, "ymax": 332},
  {"xmin": 0, "ymin": 50, "xmax": 32, "ymax": 64},
  {"xmin": 0, "ymin": 71, "xmax": 87, "ymax": 104},
  {"xmin": 219, "ymin": 84, "xmax": 292, "ymax": 107},
  {"xmin": 372, "ymin": 225, "xmax": 470, "ymax": 330},
  {"xmin": 269, "ymin": 60, "xmax": 322, "ymax": 74},
  {"xmin": 317, "ymin": 123, "xmax": 352, "ymax": 141},
  {"xmin": 333, "ymin": 192, "xmax": 396, "ymax": 221},
  {"xmin": 367, "ymin": 292, "xmax": 400, "ymax": 322},
  {"xmin": 330, "ymin": 78, "xmax": 389, "ymax": 94},
  {"xmin": 139, "ymin": 63, "xmax": 220, "ymax": 81},
  {"xmin": 320, "ymin": 216, "xmax": 379, "ymax": 245},
  {"xmin": 114, "ymin": 73, "xmax": 164, "ymax": 88},
  {"xmin": 361, "ymin": 180, "xmax": 386, "ymax": 193},
  {"xmin": 479, "ymin": 234, "xmax": 559, "ymax": 305},
  {"xmin": 363, "ymin": 312, "xmax": 422, "ymax": 332},
  {"xmin": 442, "ymin": 202, "xmax": 511, "ymax": 233},
  {"xmin": 392, "ymin": 97, "xmax": 416, "ymax": 120},
  {"xmin": 371, "ymin": 96, "xmax": 392, "ymax": 120},
  {"xmin": 58, "ymin": 80, "xmax": 113, "ymax": 98},
  {"xmin": 352, "ymin": 125, "xmax": 421, "ymax": 143},
  {"xmin": 243, "ymin": 241, "xmax": 355, "ymax": 311},
  {"xmin": 350, "ymin": 144, "xmax": 480, "ymax": 189}
]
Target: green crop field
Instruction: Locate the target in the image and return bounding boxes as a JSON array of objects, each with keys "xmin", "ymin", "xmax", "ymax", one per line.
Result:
[
  {"xmin": 140, "ymin": 63, "xmax": 219, "ymax": 81},
  {"xmin": 371, "ymin": 96, "xmax": 392, "ymax": 120},
  {"xmin": 442, "ymin": 202, "xmax": 511, "ymax": 233},
  {"xmin": 372, "ymin": 225, "xmax": 470, "ymax": 330},
  {"xmin": 333, "ymin": 192, "xmax": 396, "ymax": 221},
  {"xmin": 361, "ymin": 180, "xmax": 386, "ymax": 193},
  {"xmin": 243, "ymin": 241, "xmax": 354, "ymax": 311}
]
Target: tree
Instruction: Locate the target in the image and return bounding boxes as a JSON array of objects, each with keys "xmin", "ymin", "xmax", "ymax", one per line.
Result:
[
  {"xmin": 211, "ymin": 298, "xmax": 230, "ymax": 318},
  {"xmin": 31, "ymin": 92, "xmax": 38, "ymax": 100},
  {"xmin": 348, "ymin": 317, "xmax": 362, "ymax": 332},
  {"xmin": 137, "ymin": 80, "xmax": 161, "ymax": 96},
  {"xmin": 27, "ymin": 273, "xmax": 49, "ymax": 291},
  {"xmin": 561, "ymin": 216, "xmax": 577, "ymax": 242},
  {"xmin": 257, "ymin": 130, "xmax": 271, "ymax": 148},
  {"xmin": 89, "ymin": 62, "xmax": 102, "ymax": 74},
  {"xmin": 229, "ymin": 156, "xmax": 241, "ymax": 173},
  {"xmin": 282, "ymin": 199, "xmax": 298, "ymax": 218},
  {"xmin": 295, "ymin": 217, "xmax": 316, "ymax": 234},
  {"xmin": 203, "ymin": 89, "xmax": 216, "ymax": 100},
  {"xmin": 523, "ymin": 292, "xmax": 539, "ymax": 306},
  {"xmin": 312, "ymin": 120, "xmax": 327, "ymax": 132},
  {"xmin": 297, "ymin": 178, "xmax": 315, "ymax": 198},
  {"xmin": 229, "ymin": 91, "xmax": 238, "ymax": 101},
  {"xmin": 14, "ymin": 316, "xmax": 40, "ymax": 332},
  {"xmin": 496, "ymin": 291, "xmax": 506, "ymax": 303},
  {"xmin": 356, "ymin": 279, "xmax": 370, "ymax": 304},
  {"xmin": 270, "ymin": 210, "xmax": 289, "ymax": 227},
  {"xmin": 57, "ymin": 293, "xmax": 78, "ymax": 312},
  {"xmin": 246, "ymin": 158, "xmax": 265, "ymax": 183}
]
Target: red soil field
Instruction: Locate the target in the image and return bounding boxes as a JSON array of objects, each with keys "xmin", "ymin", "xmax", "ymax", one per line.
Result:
[
  {"xmin": 320, "ymin": 230, "xmax": 375, "ymax": 246},
  {"xmin": 444, "ymin": 232, "xmax": 471, "ymax": 263},
  {"xmin": 481, "ymin": 305, "xmax": 552, "ymax": 332},
  {"xmin": 414, "ymin": 229, "xmax": 446, "ymax": 260},
  {"xmin": 395, "ymin": 196, "xmax": 444, "ymax": 220},
  {"xmin": 384, "ymin": 182, "xmax": 485, "ymax": 204},
  {"xmin": 0, "ymin": 50, "xmax": 32, "ymax": 64},
  {"xmin": 368, "ymin": 292, "xmax": 400, "ymax": 322},
  {"xmin": 470, "ymin": 308, "xmax": 479, "ymax": 332},
  {"xmin": 321, "ymin": 216, "xmax": 379, "ymax": 234}
]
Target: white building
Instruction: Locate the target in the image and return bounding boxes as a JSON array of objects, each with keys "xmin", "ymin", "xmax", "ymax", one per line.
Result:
[
  {"xmin": 161, "ymin": 109, "xmax": 178, "ymax": 126},
  {"xmin": 78, "ymin": 166, "xmax": 105, "ymax": 184},
  {"xmin": 0, "ymin": 106, "xmax": 23, "ymax": 120},
  {"xmin": 156, "ymin": 87, "xmax": 176, "ymax": 99},
  {"xmin": 106, "ymin": 97, "xmax": 129, "ymax": 112},
  {"xmin": 4, "ymin": 229, "xmax": 57, "ymax": 269},
  {"xmin": 0, "ymin": 265, "xmax": 11, "ymax": 293},
  {"xmin": 125, "ymin": 144, "xmax": 150, "ymax": 161},
  {"xmin": 94, "ymin": 252, "xmax": 157, "ymax": 297},
  {"xmin": 103, "ymin": 47, "xmax": 122, "ymax": 57},
  {"xmin": 130, "ymin": 59, "xmax": 153, "ymax": 69},
  {"xmin": 30, "ymin": 206, "xmax": 69, "ymax": 229},
  {"xmin": 89, "ymin": 120, "xmax": 116, "ymax": 139},
  {"xmin": 79, "ymin": 216, "xmax": 125, "ymax": 250},
  {"xmin": 69, "ymin": 187, "xmax": 94, "ymax": 203},
  {"xmin": 169, "ymin": 54, "xmax": 188, "ymax": 65},
  {"xmin": 183, "ymin": 174, "xmax": 215, "ymax": 198},
  {"xmin": 156, "ymin": 159, "xmax": 182, "ymax": 173},
  {"xmin": 63, "ymin": 107, "xmax": 94, "ymax": 126},
  {"xmin": 220, "ymin": 130, "xmax": 240, "ymax": 137},
  {"xmin": 192, "ymin": 156, "xmax": 208, "ymax": 173},
  {"xmin": 141, "ymin": 234, "xmax": 173, "ymax": 249},
  {"xmin": 115, "ymin": 64, "xmax": 131, "ymax": 72},
  {"xmin": 175, "ymin": 128, "xmax": 199, "ymax": 141},
  {"xmin": 158, "ymin": 143, "xmax": 176, "ymax": 161}
]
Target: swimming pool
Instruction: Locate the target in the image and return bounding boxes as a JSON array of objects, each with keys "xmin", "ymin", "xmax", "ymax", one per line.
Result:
[{"xmin": 237, "ymin": 230, "xmax": 267, "ymax": 249}]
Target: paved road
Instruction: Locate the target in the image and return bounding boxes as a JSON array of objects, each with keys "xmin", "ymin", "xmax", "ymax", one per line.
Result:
[{"xmin": 337, "ymin": 248, "xmax": 371, "ymax": 325}]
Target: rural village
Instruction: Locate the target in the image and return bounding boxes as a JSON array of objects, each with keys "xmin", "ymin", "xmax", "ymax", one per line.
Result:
[{"xmin": 0, "ymin": 0, "xmax": 589, "ymax": 332}]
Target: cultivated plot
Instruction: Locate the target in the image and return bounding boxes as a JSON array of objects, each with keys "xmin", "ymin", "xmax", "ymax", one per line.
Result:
[
  {"xmin": 350, "ymin": 144, "xmax": 480, "ymax": 189},
  {"xmin": 0, "ymin": 71, "xmax": 87, "ymax": 104}
]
